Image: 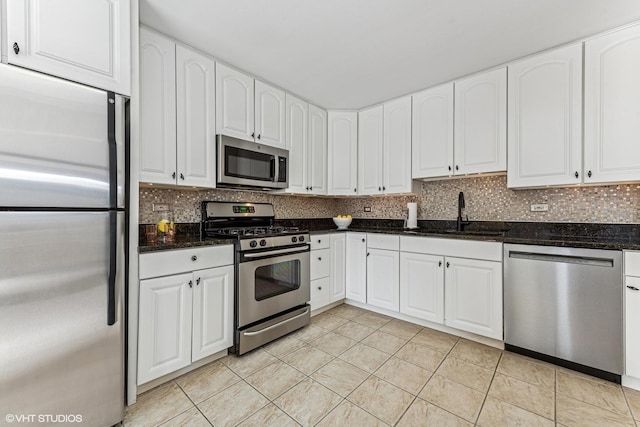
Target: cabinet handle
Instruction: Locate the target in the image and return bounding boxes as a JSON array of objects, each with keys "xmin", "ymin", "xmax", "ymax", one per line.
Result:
[
  {"xmin": 587, "ymin": 170, "xmax": 592, "ymax": 178},
  {"xmin": 575, "ymin": 171, "xmax": 579, "ymax": 179},
  {"xmin": 180, "ymin": 173, "xmax": 185, "ymax": 180},
  {"xmin": 172, "ymin": 172, "xmax": 176, "ymax": 179},
  {"xmin": 257, "ymin": 134, "xmax": 261, "ymax": 140},
  {"xmin": 455, "ymin": 165, "xmax": 459, "ymax": 171},
  {"xmin": 367, "ymin": 252, "xmax": 370, "ymax": 257},
  {"xmin": 628, "ymin": 286, "xmax": 640, "ymax": 291},
  {"xmin": 251, "ymin": 132, "xmax": 255, "ymax": 138},
  {"xmin": 448, "ymin": 166, "xmax": 452, "ymax": 171},
  {"xmin": 383, "ymin": 186, "xmax": 386, "ymax": 191},
  {"xmin": 362, "ymin": 238, "xmax": 365, "ymax": 242},
  {"xmin": 446, "ymin": 262, "xmax": 450, "ymax": 268},
  {"xmin": 317, "ymin": 239, "xmax": 321, "ymax": 244},
  {"xmin": 378, "ymin": 187, "xmax": 381, "ymax": 191},
  {"xmin": 188, "ymin": 280, "xmax": 193, "ymax": 288},
  {"xmin": 13, "ymin": 42, "xmax": 20, "ymax": 55},
  {"xmin": 318, "ymin": 257, "xmax": 322, "ymax": 261},
  {"xmin": 191, "ymin": 255, "xmax": 198, "ymax": 261},
  {"xmin": 354, "ymin": 188, "xmax": 357, "ymax": 193},
  {"xmin": 309, "ymin": 186, "xmax": 312, "ymax": 190},
  {"xmin": 196, "ymin": 277, "xmax": 201, "ymax": 285},
  {"xmin": 438, "ymin": 261, "xmax": 442, "ymax": 267},
  {"xmin": 318, "ymin": 286, "xmax": 322, "ymax": 290}
]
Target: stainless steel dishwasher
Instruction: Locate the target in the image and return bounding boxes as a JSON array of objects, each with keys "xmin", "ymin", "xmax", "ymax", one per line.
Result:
[{"xmin": 504, "ymin": 244, "xmax": 623, "ymax": 382}]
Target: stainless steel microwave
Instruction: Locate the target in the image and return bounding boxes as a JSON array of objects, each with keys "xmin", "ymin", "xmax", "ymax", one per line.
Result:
[{"xmin": 216, "ymin": 135, "xmax": 288, "ymax": 190}]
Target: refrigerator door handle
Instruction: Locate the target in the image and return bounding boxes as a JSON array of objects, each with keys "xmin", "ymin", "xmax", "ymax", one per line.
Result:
[{"xmin": 108, "ymin": 211, "xmax": 117, "ymax": 326}]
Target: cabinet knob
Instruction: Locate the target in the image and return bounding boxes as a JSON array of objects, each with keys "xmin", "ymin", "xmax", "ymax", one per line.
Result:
[
  {"xmin": 438, "ymin": 261, "xmax": 442, "ymax": 267},
  {"xmin": 354, "ymin": 188, "xmax": 357, "ymax": 193},
  {"xmin": 446, "ymin": 262, "xmax": 450, "ymax": 268},
  {"xmin": 317, "ymin": 239, "xmax": 321, "ymax": 243},
  {"xmin": 628, "ymin": 286, "xmax": 640, "ymax": 291},
  {"xmin": 180, "ymin": 173, "xmax": 185, "ymax": 180},
  {"xmin": 455, "ymin": 165, "xmax": 459, "ymax": 171},
  {"xmin": 378, "ymin": 187, "xmax": 381, "ymax": 191},
  {"xmin": 13, "ymin": 42, "xmax": 20, "ymax": 55},
  {"xmin": 383, "ymin": 186, "xmax": 386, "ymax": 191},
  {"xmin": 251, "ymin": 132, "xmax": 255, "ymax": 138},
  {"xmin": 367, "ymin": 252, "xmax": 370, "ymax": 257},
  {"xmin": 587, "ymin": 170, "xmax": 592, "ymax": 178},
  {"xmin": 362, "ymin": 238, "xmax": 365, "ymax": 242},
  {"xmin": 318, "ymin": 257, "xmax": 322, "ymax": 261},
  {"xmin": 257, "ymin": 134, "xmax": 261, "ymax": 140},
  {"xmin": 196, "ymin": 277, "xmax": 201, "ymax": 285},
  {"xmin": 188, "ymin": 280, "xmax": 193, "ymax": 288},
  {"xmin": 191, "ymin": 255, "xmax": 198, "ymax": 262},
  {"xmin": 448, "ymin": 166, "xmax": 452, "ymax": 171},
  {"xmin": 575, "ymin": 171, "xmax": 579, "ymax": 179},
  {"xmin": 318, "ymin": 286, "xmax": 322, "ymax": 290},
  {"xmin": 172, "ymin": 172, "xmax": 176, "ymax": 179}
]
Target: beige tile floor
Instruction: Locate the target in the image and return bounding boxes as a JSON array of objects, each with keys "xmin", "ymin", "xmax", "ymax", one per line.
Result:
[{"xmin": 125, "ymin": 304, "xmax": 640, "ymax": 427}]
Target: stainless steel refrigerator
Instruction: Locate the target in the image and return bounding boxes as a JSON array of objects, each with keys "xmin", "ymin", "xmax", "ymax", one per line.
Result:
[{"xmin": 0, "ymin": 64, "xmax": 126, "ymax": 425}]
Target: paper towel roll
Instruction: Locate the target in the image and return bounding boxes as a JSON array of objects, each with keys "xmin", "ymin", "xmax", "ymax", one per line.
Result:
[{"xmin": 407, "ymin": 202, "xmax": 418, "ymax": 229}]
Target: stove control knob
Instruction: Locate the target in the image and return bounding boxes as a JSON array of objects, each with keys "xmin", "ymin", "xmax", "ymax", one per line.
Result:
[
  {"xmin": 250, "ymin": 240, "xmax": 258, "ymax": 248},
  {"xmin": 291, "ymin": 236, "xmax": 298, "ymax": 243},
  {"xmin": 260, "ymin": 239, "xmax": 267, "ymax": 247},
  {"xmin": 298, "ymin": 235, "xmax": 305, "ymax": 242}
]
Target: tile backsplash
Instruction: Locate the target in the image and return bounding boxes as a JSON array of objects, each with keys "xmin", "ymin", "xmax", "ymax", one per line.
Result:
[{"xmin": 139, "ymin": 175, "xmax": 640, "ymax": 224}]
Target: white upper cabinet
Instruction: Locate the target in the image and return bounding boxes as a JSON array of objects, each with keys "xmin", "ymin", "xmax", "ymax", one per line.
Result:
[
  {"xmin": 175, "ymin": 45, "xmax": 217, "ymax": 188},
  {"xmin": 507, "ymin": 43, "xmax": 583, "ymax": 188},
  {"xmin": 255, "ymin": 80, "xmax": 286, "ymax": 148},
  {"xmin": 584, "ymin": 24, "xmax": 640, "ymax": 184},
  {"xmin": 139, "ymin": 29, "xmax": 216, "ymax": 188},
  {"xmin": 139, "ymin": 28, "xmax": 177, "ymax": 185},
  {"xmin": 215, "ymin": 63, "xmax": 285, "ymax": 148},
  {"xmin": 308, "ymin": 105, "xmax": 328, "ymax": 195},
  {"xmin": 358, "ymin": 105, "xmax": 384, "ymax": 195},
  {"xmin": 285, "ymin": 94, "xmax": 309, "ymax": 193},
  {"xmin": 454, "ymin": 67, "xmax": 507, "ymax": 175},
  {"xmin": 286, "ymin": 96, "xmax": 327, "ymax": 195},
  {"xmin": 383, "ymin": 96, "xmax": 413, "ymax": 193},
  {"xmin": 412, "ymin": 84, "xmax": 454, "ymax": 179},
  {"xmin": 6, "ymin": 0, "xmax": 131, "ymax": 95},
  {"xmin": 216, "ymin": 63, "xmax": 255, "ymax": 142},
  {"xmin": 328, "ymin": 111, "xmax": 358, "ymax": 195}
]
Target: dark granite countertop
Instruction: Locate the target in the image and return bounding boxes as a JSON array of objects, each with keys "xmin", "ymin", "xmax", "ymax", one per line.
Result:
[{"xmin": 139, "ymin": 219, "xmax": 640, "ymax": 252}]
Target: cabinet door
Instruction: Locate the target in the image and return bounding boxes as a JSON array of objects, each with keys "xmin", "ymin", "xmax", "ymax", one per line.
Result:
[
  {"xmin": 626, "ymin": 276, "xmax": 640, "ymax": 378},
  {"xmin": 454, "ymin": 68, "xmax": 506, "ymax": 175},
  {"xmin": 366, "ymin": 249, "xmax": 400, "ymax": 312},
  {"xmin": 216, "ymin": 63, "xmax": 254, "ymax": 142},
  {"xmin": 7, "ymin": 0, "xmax": 130, "ymax": 95},
  {"xmin": 400, "ymin": 252, "xmax": 444, "ymax": 324},
  {"xmin": 584, "ymin": 24, "xmax": 640, "ymax": 184},
  {"xmin": 346, "ymin": 233, "xmax": 367, "ymax": 303},
  {"xmin": 176, "ymin": 45, "xmax": 216, "ymax": 188},
  {"xmin": 327, "ymin": 112, "xmax": 358, "ymax": 195},
  {"xmin": 412, "ymin": 83, "xmax": 454, "ymax": 179},
  {"xmin": 310, "ymin": 277, "xmax": 332, "ymax": 311},
  {"xmin": 358, "ymin": 105, "xmax": 384, "ymax": 195},
  {"xmin": 285, "ymin": 94, "xmax": 309, "ymax": 193},
  {"xmin": 308, "ymin": 105, "xmax": 328, "ymax": 195},
  {"xmin": 330, "ymin": 233, "xmax": 346, "ymax": 302},
  {"xmin": 139, "ymin": 28, "xmax": 177, "ymax": 185},
  {"xmin": 255, "ymin": 80, "xmax": 286, "ymax": 148},
  {"xmin": 507, "ymin": 43, "xmax": 582, "ymax": 188},
  {"xmin": 383, "ymin": 96, "xmax": 413, "ymax": 193},
  {"xmin": 192, "ymin": 266, "xmax": 234, "ymax": 362},
  {"xmin": 444, "ymin": 257, "xmax": 502, "ymax": 340},
  {"xmin": 138, "ymin": 273, "xmax": 193, "ymax": 385}
]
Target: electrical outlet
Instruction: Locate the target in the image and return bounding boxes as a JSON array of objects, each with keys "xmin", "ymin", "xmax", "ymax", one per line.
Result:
[
  {"xmin": 530, "ymin": 204, "xmax": 549, "ymax": 212},
  {"xmin": 153, "ymin": 203, "xmax": 170, "ymax": 212},
  {"xmin": 364, "ymin": 207, "xmax": 372, "ymax": 213}
]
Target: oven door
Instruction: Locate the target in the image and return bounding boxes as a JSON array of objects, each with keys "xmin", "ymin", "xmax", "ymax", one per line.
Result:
[{"xmin": 238, "ymin": 246, "xmax": 310, "ymax": 328}]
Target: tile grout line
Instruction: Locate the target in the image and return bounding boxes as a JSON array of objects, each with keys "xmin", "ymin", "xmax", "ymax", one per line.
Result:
[
  {"xmin": 171, "ymin": 379, "xmax": 214, "ymax": 427},
  {"xmin": 473, "ymin": 351, "xmax": 502, "ymax": 426}
]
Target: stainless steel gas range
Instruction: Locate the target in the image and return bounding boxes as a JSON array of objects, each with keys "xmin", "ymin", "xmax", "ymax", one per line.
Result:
[{"xmin": 201, "ymin": 201, "xmax": 310, "ymax": 355}]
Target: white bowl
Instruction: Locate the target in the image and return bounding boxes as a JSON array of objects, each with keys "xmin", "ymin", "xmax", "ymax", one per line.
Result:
[{"xmin": 333, "ymin": 217, "xmax": 352, "ymax": 230}]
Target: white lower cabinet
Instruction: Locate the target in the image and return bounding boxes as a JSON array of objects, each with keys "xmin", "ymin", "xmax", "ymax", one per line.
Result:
[
  {"xmin": 137, "ymin": 246, "xmax": 234, "ymax": 385},
  {"xmin": 346, "ymin": 233, "xmax": 367, "ymax": 303},
  {"xmin": 330, "ymin": 233, "xmax": 347, "ymax": 302},
  {"xmin": 625, "ymin": 251, "xmax": 640, "ymax": 379},
  {"xmin": 400, "ymin": 252, "xmax": 444, "ymax": 324},
  {"xmin": 310, "ymin": 276, "xmax": 331, "ymax": 311},
  {"xmin": 309, "ymin": 235, "xmax": 331, "ymax": 311},
  {"xmin": 367, "ymin": 248, "xmax": 400, "ymax": 312},
  {"xmin": 444, "ymin": 257, "xmax": 502, "ymax": 340}
]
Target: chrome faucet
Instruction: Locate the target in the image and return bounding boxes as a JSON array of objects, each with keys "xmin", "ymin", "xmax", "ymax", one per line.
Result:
[{"xmin": 456, "ymin": 191, "xmax": 470, "ymax": 231}]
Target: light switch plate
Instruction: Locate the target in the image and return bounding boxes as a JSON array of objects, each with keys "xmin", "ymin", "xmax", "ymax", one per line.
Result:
[
  {"xmin": 364, "ymin": 207, "xmax": 372, "ymax": 212},
  {"xmin": 153, "ymin": 203, "xmax": 170, "ymax": 212},
  {"xmin": 530, "ymin": 204, "xmax": 549, "ymax": 212}
]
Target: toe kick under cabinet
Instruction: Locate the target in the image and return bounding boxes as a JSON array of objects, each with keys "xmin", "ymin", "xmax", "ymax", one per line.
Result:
[
  {"xmin": 137, "ymin": 245, "xmax": 234, "ymax": 385},
  {"xmin": 400, "ymin": 236, "xmax": 503, "ymax": 340}
]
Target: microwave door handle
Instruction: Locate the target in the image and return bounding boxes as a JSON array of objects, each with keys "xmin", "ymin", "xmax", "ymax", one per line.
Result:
[{"xmin": 271, "ymin": 155, "xmax": 278, "ymax": 182}]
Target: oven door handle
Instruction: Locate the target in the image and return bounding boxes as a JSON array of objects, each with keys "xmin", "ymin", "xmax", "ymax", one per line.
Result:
[
  {"xmin": 243, "ymin": 246, "xmax": 308, "ymax": 258},
  {"xmin": 243, "ymin": 307, "xmax": 311, "ymax": 336}
]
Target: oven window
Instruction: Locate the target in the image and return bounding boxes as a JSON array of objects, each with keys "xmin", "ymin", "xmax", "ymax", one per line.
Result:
[
  {"xmin": 225, "ymin": 146, "xmax": 273, "ymax": 182},
  {"xmin": 255, "ymin": 260, "xmax": 301, "ymax": 300}
]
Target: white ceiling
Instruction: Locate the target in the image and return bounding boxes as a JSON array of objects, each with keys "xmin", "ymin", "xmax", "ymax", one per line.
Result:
[{"xmin": 140, "ymin": 0, "xmax": 640, "ymax": 110}]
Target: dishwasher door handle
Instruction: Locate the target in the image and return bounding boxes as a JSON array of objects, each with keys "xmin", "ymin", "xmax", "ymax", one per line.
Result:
[{"xmin": 508, "ymin": 251, "xmax": 614, "ymax": 267}]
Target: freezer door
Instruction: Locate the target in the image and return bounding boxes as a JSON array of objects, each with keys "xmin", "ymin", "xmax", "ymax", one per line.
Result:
[
  {"xmin": 0, "ymin": 212, "xmax": 125, "ymax": 425},
  {"xmin": 0, "ymin": 64, "xmax": 125, "ymax": 208}
]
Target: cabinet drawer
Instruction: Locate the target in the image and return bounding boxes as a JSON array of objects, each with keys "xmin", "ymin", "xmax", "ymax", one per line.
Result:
[
  {"xmin": 401, "ymin": 236, "xmax": 502, "ymax": 262},
  {"xmin": 310, "ymin": 277, "xmax": 331, "ymax": 311},
  {"xmin": 309, "ymin": 234, "xmax": 330, "ymax": 250},
  {"xmin": 311, "ymin": 249, "xmax": 330, "ymax": 280},
  {"xmin": 140, "ymin": 245, "xmax": 234, "ymax": 279},
  {"xmin": 367, "ymin": 233, "xmax": 400, "ymax": 250},
  {"xmin": 625, "ymin": 251, "xmax": 640, "ymax": 277}
]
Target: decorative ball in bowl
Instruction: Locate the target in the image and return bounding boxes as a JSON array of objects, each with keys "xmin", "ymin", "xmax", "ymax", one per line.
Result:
[{"xmin": 333, "ymin": 216, "xmax": 352, "ymax": 230}]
